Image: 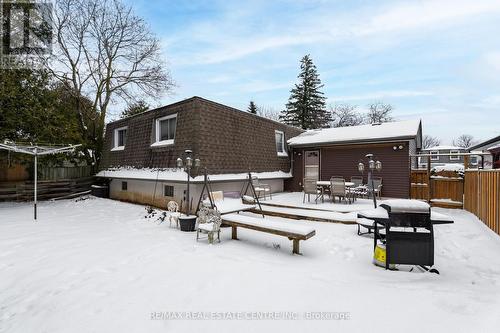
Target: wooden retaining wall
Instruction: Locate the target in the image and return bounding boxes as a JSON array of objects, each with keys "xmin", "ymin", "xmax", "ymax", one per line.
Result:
[
  {"xmin": 0, "ymin": 177, "xmax": 96, "ymax": 201},
  {"xmin": 464, "ymin": 170, "xmax": 500, "ymax": 236}
]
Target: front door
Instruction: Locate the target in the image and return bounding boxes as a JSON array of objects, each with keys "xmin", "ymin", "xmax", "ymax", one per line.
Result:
[{"xmin": 304, "ymin": 150, "xmax": 320, "ymax": 181}]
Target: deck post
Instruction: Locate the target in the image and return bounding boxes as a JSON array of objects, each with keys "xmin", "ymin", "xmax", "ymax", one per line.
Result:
[
  {"xmin": 292, "ymin": 239, "xmax": 300, "ymax": 255},
  {"xmin": 231, "ymin": 226, "xmax": 238, "ymax": 240}
]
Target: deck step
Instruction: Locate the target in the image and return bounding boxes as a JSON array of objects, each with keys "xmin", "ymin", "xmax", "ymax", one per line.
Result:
[{"xmin": 254, "ymin": 204, "xmax": 357, "ymax": 224}]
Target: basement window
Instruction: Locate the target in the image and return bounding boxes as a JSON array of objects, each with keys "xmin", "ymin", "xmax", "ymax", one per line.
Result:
[
  {"xmin": 164, "ymin": 185, "xmax": 174, "ymax": 197},
  {"xmin": 275, "ymin": 130, "xmax": 287, "ymax": 156},
  {"xmin": 112, "ymin": 126, "xmax": 127, "ymax": 151},
  {"xmin": 121, "ymin": 181, "xmax": 128, "ymax": 191},
  {"xmin": 152, "ymin": 114, "xmax": 177, "ymax": 147}
]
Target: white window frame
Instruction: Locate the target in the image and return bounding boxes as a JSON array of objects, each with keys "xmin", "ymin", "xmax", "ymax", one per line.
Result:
[
  {"xmin": 470, "ymin": 155, "xmax": 478, "ymax": 165},
  {"xmin": 275, "ymin": 130, "xmax": 287, "ymax": 157},
  {"xmin": 112, "ymin": 126, "xmax": 127, "ymax": 151},
  {"xmin": 430, "ymin": 150, "xmax": 439, "ymax": 161},
  {"xmin": 418, "ymin": 156, "xmax": 427, "ymax": 168},
  {"xmin": 449, "ymin": 150, "xmax": 460, "ymax": 161},
  {"xmin": 152, "ymin": 114, "xmax": 177, "ymax": 147}
]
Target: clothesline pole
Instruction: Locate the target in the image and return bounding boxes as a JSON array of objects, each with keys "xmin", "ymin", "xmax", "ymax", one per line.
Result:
[
  {"xmin": 34, "ymin": 148, "xmax": 38, "ymax": 220},
  {"xmin": 0, "ymin": 141, "xmax": 81, "ymax": 221}
]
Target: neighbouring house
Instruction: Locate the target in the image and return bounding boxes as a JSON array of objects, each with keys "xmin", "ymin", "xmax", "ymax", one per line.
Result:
[
  {"xmin": 285, "ymin": 120, "xmax": 423, "ymax": 198},
  {"xmin": 418, "ymin": 145, "xmax": 471, "ymax": 168},
  {"xmin": 97, "ymin": 97, "xmax": 303, "ymax": 210},
  {"xmin": 469, "ymin": 135, "xmax": 500, "ymax": 169}
]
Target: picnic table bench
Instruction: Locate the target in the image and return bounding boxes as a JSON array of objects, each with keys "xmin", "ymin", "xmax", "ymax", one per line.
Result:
[{"xmin": 221, "ymin": 213, "xmax": 316, "ymax": 255}]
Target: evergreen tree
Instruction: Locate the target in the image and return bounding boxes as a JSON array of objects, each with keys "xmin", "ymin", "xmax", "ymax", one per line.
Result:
[
  {"xmin": 121, "ymin": 100, "xmax": 150, "ymax": 118},
  {"xmin": 247, "ymin": 101, "xmax": 257, "ymax": 114},
  {"xmin": 280, "ymin": 54, "xmax": 330, "ymax": 129},
  {"xmin": 0, "ymin": 68, "xmax": 96, "ymax": 166}
]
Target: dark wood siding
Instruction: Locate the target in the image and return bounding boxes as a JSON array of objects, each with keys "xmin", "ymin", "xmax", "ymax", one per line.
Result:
[
  {"xmin": 285, "ymin": 150, "xmax": 304, "ymax": 191},
  {"xmin": 287, "ymin": 142, "xmax": 411, "ymax": 198}
]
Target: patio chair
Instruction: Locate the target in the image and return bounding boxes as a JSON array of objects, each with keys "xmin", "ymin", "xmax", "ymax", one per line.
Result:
[
  {"xmin": 368, "ymin": 177, "xmax": 383, "ymax": 199},
  {"xmin": 350, "ymin": 176, "xmax": 366, "ymax": 200},
  {"xmin": 303, "ymin": 178, "xmax": 323, "ymax": 203},
  {"xmin": 196, "ymin": 206, "xmax": 222, "ymax": 244},
  {"xmin": 330, "ymin": 176, "xmax": 345, "ymax": 182},
  {"xmin": 330, "ymin": 179, "xmax": 353, "ymax": 204},
  {"xmin": 252, "ymin": 176, "xmax": 272, "ymax": 200},
  {"xmin": 167, "ymin": 201, "xmax": 181, "ymax": 228},
  {"xmin": 350, "ymin": 176, "xmax": 363, "ymax": 187}
]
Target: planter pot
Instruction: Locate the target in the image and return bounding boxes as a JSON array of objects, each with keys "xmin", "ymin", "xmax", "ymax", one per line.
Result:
[{"xmin": 179, "ymin": 215, "xmax": 197, "ymax": 232}]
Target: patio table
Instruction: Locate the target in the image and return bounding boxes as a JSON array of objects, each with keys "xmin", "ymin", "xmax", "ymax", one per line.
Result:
[{"xmin": 316, "ymin": 181, "xmax": 356, "ymax": 203}]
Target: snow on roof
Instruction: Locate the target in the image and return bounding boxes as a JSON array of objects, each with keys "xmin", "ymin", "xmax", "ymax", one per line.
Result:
[
  {"xmin": 422, "ymin": 145, "xmax": 463, "ymax": 151},
  {"xmin": 488, "ymin": 143, "xmax": 500, "ymax": 151},
  {"xmin": 96, "ymin": 167, "xmax": 292, "ymax": 182},
  {"xmin": 431, "ymin": 163, "xmax": 464, "ymax": 172},
  {"xmin": 287, "ymin": 119, "xmax": 420, "ymax": 146}
]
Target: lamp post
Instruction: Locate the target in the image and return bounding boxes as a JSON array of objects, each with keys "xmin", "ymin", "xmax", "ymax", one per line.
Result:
[
  {"xmin": 176, "ymin": 149, "xmax": 200, "ymax": 214},
  {"xmin": 358, "ymin": 153, "xmax": 382, "ymax": 208}
]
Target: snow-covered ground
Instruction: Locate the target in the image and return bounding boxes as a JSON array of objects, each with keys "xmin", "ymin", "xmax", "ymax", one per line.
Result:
[{"xmin": 1, "ymin": 197, "xmax": 500, "ymax": 333}]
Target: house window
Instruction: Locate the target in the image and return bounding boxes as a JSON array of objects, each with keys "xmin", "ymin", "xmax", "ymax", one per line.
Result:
[
  {"xmin": 112, "ymin": 126, "xmax": 127, "ymax": 151},
  {"xmin": 152, "ymin": 114, "xmax": 177, "ymax": 147},
  {"xmin": 418, "ymin": 156, "xmax": 427, "ymax": 168},
  {"xmin": 121, "ymin": 181, "xmax": 128, "ymax": 191},
  {"xmin": 275, "ymin": 130, "xmax": 286, "ymax": 156},
  {"xmin": 164, "ymin": 185, "xmax": 174, "ymax": 197},
  {"xmin": 449, "ymin": 150, "xmax": 460, "ymax": 161},
  {"xmin": 470, "ymin": 156, "xmax": 478, "ymax": 165},
  {"xmin": 430, "ymin": 151, "xmax": 439, "ymax": 161}
]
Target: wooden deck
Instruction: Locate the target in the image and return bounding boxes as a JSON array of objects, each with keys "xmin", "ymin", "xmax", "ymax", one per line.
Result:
[{"xmin": 252, "ymin": 204, "xmax": 358, "ymax": 224}]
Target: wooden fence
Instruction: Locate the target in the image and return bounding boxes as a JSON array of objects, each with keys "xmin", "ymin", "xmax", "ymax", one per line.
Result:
[
  {"xmin": 0, "ymin": 164, "xmax": 93, "ymax": 182},
  {"xmin": 410, "ymin": 170, "xmax": 429, "ymax": 201},
  {"xmin": 464, "ymin": 170, "xmax": 500, "ymax": 236},
  {"xmin": 0, "ymin": 177, "xmax": 96, "ymax": 201},
  {"xmin": 410, "ymin": 170, "xmax": 464, "ymax": 208},
  {"xmin": 39, "ymin": 165, "xmax": 93, "ymax": 180}
]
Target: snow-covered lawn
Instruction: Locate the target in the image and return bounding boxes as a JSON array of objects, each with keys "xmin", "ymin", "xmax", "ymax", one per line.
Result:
[{"xmin": 1, "ymin": 197, "xmax": 500, "ymax": 333}]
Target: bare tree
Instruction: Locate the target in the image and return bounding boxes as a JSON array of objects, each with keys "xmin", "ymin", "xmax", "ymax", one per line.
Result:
[
  {"xmin": 422, "ymin": 135, "xmax": 441, "ymax": 149},
  {"xmin": 257, "ymin": 106, "xmax": 280, "ymax": 121},
  {"xmin": 330, "ymin": 103, "xmax": 363, "ymax": 128},
  {"xmin": 43, "ymin": 0, "xmax": 173, "ymax": 165},
  {"xmin": 365, "ymin": 102, "xmax": 394, "ymax": 124},
  {"xmin": 453, "ymin": 134, "xmax": 476, "ymax": 148}
]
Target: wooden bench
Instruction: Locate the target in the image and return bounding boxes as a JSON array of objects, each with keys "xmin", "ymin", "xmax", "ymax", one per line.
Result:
[{"xmin": 221, "ymin": 213, "xmax": 316, "ymax": 255}]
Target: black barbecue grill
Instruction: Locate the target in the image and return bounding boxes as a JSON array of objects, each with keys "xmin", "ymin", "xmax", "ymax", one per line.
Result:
[{"xmin": 358, "ymin": 199, "xmax": 452, "ymax": 274}]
